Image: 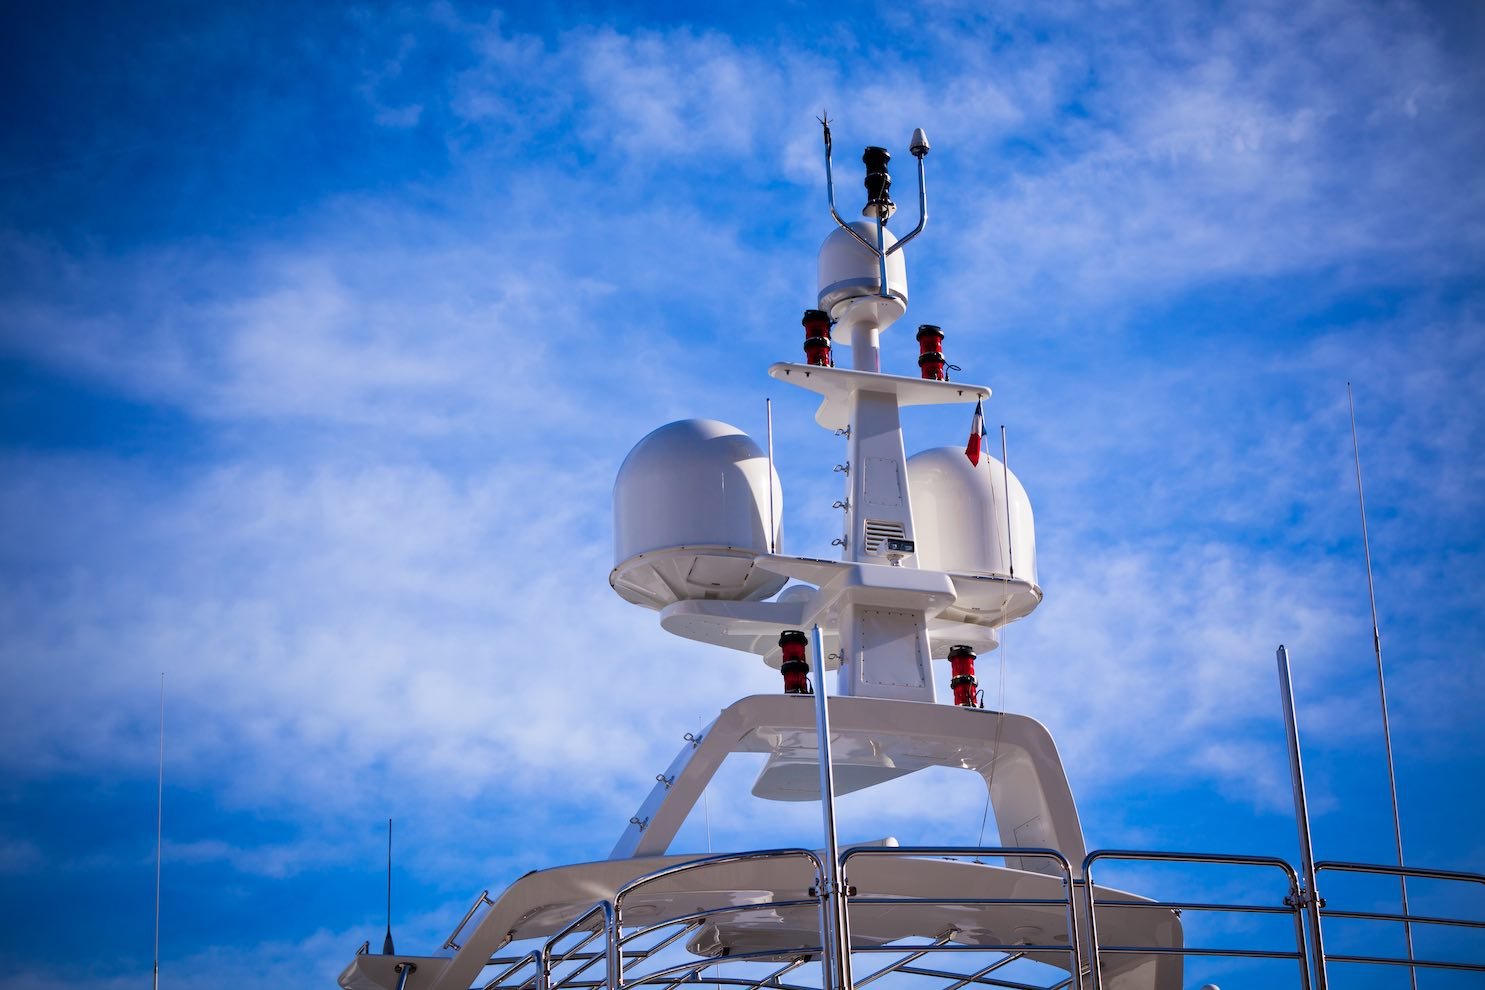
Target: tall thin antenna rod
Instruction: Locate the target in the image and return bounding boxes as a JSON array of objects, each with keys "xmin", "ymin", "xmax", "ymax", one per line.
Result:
[
  {"xmin": 766, "ymin": 398, "xmax": 777, "ymax": 554},
  {"xmin": 153, "ymin": 673, "xmax": 165, "ymax": 990},
  {"xmin": 383, "ymin": 818, "xmax": 395, "ymax": 956},
  {"xmin": 1347, "ymin": 382, "xmax": 1416, "ymax": 988},
  {"xmin": 999, "ymin": 426, "xmax": 1015, "ymax": 578}
]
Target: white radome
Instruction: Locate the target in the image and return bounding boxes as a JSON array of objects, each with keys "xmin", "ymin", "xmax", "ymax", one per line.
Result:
[
  {"xmin": 610, "ymin": 419, "xmax": 786, "ymax": 610},
  {"xmin": 817, "ymin": 219, "xmax": 908, "ymax": 345},
  {"xmin": 906, "ymin": 445, "xmax": 1038, "ymax": 587}
]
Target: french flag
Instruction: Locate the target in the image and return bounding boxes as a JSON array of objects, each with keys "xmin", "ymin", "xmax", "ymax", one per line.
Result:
[{"xmin": 965, "ymin": 399, "xmax": 986, "ymax": 466}]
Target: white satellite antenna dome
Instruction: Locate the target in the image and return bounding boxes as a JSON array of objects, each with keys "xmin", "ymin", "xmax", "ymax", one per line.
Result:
[
  {"xmin": 907, "ymin": 446, "xmax": 1038, "ymax": 587},
  {"xmin": 817, "ymin": 219, "xmax": 908, "ymax": 346},
  {"xmin": 611, "ymin": 419, "xmax": 786, "ymax": 611}
]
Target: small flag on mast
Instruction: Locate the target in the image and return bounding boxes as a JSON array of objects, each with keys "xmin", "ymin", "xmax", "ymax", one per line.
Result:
[{"xmin": 965, "ymin": 399, "xmax": 987, "ymax": 466}]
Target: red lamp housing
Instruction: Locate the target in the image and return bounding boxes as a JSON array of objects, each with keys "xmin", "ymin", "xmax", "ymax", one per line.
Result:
[
  {"xmin": 779, "ymin": 630, "xmax": 812, "ymax": 694},
  {"xmin": 802, "ymin": 309, "xmax": 833, "ymax": 367},
  {"xmin": 916, "ymin": 324, "xmax": 947, "ymax": 380},
  {"xmin": 947, "ymin": 644, "xmax": 979, "ymax": 708}
]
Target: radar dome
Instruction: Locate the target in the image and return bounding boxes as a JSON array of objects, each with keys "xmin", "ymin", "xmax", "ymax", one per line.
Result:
[
  {"xmin": 818, "ymin": 220, "xmax": 908, "ymax": 346},
  {"xmin": 611, "ymin": 419, "xmax": 786, "ymax": 611},
  {"xmin": 907, "ymin": 446, "xmax": 1037, "ymax": 585}
]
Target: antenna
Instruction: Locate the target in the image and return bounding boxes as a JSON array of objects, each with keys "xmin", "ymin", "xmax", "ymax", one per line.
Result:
[
  {"xmin": 1347, "ymin": 383, "xmax": 1416, "ymax": 989},
  {"xmin": 999, "ymin": 426, "xmax": 1015, "ymax": 578},
  {"xmin": 383, "ymin": 818, "xmax": 395, "ymax": 955},
  {"xmin": 766, "ymin": 398, "xmax": 776, "ymax": 554},
  {"xmin": 153, "ymin": 673, "xmax": 164, "ymax": 990},
  {"xmin": 817, "ymin": 115, "xmax": 930, "ymax": 302}
]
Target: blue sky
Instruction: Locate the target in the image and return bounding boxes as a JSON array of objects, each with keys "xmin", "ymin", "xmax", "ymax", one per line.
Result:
[{"xmin": 0, "ymin": 1, "xmax": 1481, "ymax": 986}]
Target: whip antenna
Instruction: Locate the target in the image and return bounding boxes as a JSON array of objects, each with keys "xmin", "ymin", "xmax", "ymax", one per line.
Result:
[
  {"xmin": 1000, "ymin": 426, "xmax": 1015, "ymax": 578},
  {"xmin": 383, "ymin": 818, "xmax": 395, "ymax": 955},
  {"xmin": 1348, "ymin": 382, "xmax": 1416, "ymax": 989},
  {"xmin": 766, "ymin": 398, "xmax": 777, "ymax": 554},
  {"xmin": 153, "ymin": 673, "xmax": 164, "ymax": 990}
]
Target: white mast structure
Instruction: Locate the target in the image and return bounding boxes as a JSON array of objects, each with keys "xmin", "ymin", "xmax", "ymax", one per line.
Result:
[
  {"xmin": 334, "ymin": 119, "xmax": 1482, "ymax": 990},
  {"xmin": 610, "ymin": 119, "xmax": 1040, "ymax": 710},
  {"xmin": 339, "ymin": 121, "xmax": 1182, "ymax": 990}
]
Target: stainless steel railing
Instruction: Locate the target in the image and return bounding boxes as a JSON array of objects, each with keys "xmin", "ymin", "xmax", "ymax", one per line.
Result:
[
  {"xmin": 1081, "ymin": 850, "xmax": 1310, "ymax": 990},
  {"xmin": 613, "ymin": 848, "xmax": 827, "ymax": 990},
  {"xmin": 482, "ymin": 951, "xmax": 542, "ymax": 990},
  {"xmin": 840, "ymin": 846, "xmax": 1082, "ymax": 990},
  {"xmin": 468, "ymin": 845, "xmax": 1482, "ymax": 990},
  {"xmin": 546, "ymin": 902, "xmax": 615, "ymax": 990},
  {"xmin": 445, "ymin": 890, "xmax": 496, "ymax": 952},
  {"xmin": 1314, "ymin": 859, "xmax": 1485, "ymax": 980}
]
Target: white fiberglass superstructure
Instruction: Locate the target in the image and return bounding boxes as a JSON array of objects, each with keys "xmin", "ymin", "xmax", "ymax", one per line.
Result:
[{"xmin": 337, "ymin": 122, "xmax": 1483, "ymax": 990}]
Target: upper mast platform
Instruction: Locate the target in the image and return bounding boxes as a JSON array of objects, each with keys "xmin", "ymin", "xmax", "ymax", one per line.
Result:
[{"xmin": 768, "ymin": 361, "xmax": 989, "ymax": 431}]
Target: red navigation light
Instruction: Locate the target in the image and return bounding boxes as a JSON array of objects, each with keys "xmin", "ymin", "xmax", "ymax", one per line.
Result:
[
  {"xmin": 947, "ymin": 645, "xmax": 979, "ymax": 708},
  {"xmin": 917, "ymin": 324, "xmax": 947, "ymax": 380},
  {"xmin": 779, "ymin": 630, "xmax": 811, "ymax": 694},
  {"xmin": 802, "ymin": 309, "xmax": 833, "ymax": 367}
]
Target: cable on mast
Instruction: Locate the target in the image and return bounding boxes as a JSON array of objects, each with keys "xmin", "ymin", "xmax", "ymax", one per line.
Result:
[{"xmin": 1347, "ymin": 382, "xmax": 1416, "ymax": 989}]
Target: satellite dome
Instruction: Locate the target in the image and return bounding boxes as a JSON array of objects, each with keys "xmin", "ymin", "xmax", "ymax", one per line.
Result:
[
  {"xmin": 907, "ymin": 447, "xmax": 1036, "ymax": 582},
  {"xmin": 611, "ymin": 419, "xmax": 786, "ymax": 611},
  {"xmin": 817, "ymin": 220, "xmax": 908, "ymax": 345},
  {"xmin": 908, "ymin": 446, "xmax": 1041, "ymax": 649}
]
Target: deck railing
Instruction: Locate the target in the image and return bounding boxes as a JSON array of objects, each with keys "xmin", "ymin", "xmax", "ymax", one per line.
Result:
[
  {"xmin": 1314, "ymin": 860, "xmax": 1485, "ymax": 982},
  {"xmin": 1081, "ymin": 850, "xmax": 1310, "ymax": 990},
  {"xmin": 468, "ymin": 845, "xmax": 1484, "ymax": 990}
]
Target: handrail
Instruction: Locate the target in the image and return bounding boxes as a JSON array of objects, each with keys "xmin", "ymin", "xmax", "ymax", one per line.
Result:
[
  {"xmin": 444, "ymin": 889, "xmax": 495, "ymax": 951},
  {"xmin": 840, "ymin": 846, "xmax": 1081, "ymax": 988},
  {"xmin": 545, "ymin": 901, "xmax": 614, "ymax": 990},
  {"xmin": 1320, "ymin": 908, "xmax": 1485, "ymax": 930},
  {"xmin": 482, "ymin": 950, "xmax": 543, "ymax": 990},
  {"xmin": 468, "ymin": 847, "xmax": 1485, "ymax": 990},
  {"xmin": 619, "ymin": 899, "xmax": 821, "ymax": 946},
  {"xmin": 1316, "ymin": 860, "xmax": 1485, "ymax": 885},
  {"xmin": 1082, "ymin": 849, "xmax": 1309, "ymax": 990},
  {"xmin": 612, "ymin": 848, "xmax": 826, "ymax": 990},
  {"xmin": 615, "ymin": 847, "xmax": 826, "ymax": 904},
  {"xmin": 1314, "ymin": 859, "xmax": 1485, "ymax": 977}
]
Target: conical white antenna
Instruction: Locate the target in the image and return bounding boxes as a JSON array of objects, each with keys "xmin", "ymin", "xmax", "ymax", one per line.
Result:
[
  {"xmin": 153, "ymin": 672, "xmax": 165, "ymax": 990},
  {"xmin": 1347, "ymin": 382, "xmax": 1416, "ymax": 989},
  {"xmin": 383, "ymin": 818, "xmax": 396, "ymax": 955}
]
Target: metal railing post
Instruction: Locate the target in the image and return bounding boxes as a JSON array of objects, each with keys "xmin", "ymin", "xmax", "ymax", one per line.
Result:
[
  {"xmin": 812, "ymin": 624, "xmax": 852, "ymax": 990},
  {"xmin": 605, "ymin": 901, "xmax": 619, "ymax": 990},
  {"xmin": 1277, "ymin": 645, "xmax": 1329, "ymax": 990}
]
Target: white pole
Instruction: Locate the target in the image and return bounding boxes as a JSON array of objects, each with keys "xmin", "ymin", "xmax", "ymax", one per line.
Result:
[
  {"xmin": 999, "ymin": 426, "xmax": 1014, "ymax": 579},
  {"xmin": 1276, "ymin": 646, "xmax": 1327, "ymax": 990},
  {"xmin": 153, "ymin": 673, "xmax": 164, "ymax": 990},
  {"xmin": 384, "ymin": 818, "xmax": 395, "ymax": 955},
  {"xmin": 766, "ymin": 398, "xmax": 777, "ymax": 555},
  {"xmin": 811, "ymin": 626, "xmax": 851, "ymax": 990},
  {"xmin": 1347, "ymin": 383, "xmax": 1415, "ymax": 989}
]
